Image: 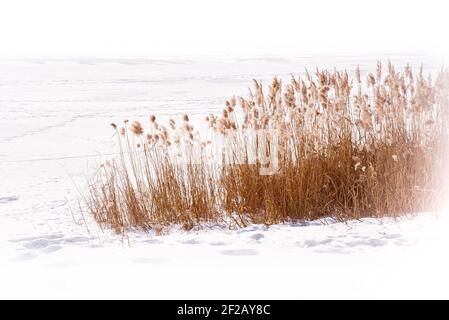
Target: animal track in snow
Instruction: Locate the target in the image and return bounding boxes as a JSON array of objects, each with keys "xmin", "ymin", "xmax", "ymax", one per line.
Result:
[
  {"xmin": 9, "ymin": 233, "xmax": 64, "ymax": 243},
  {"xmin": 181, "ymin": 238, "xmax": 202, "ymax": 245},
  {"xmin": 9, "ymin": 232, "xmax": 96, "ymax": 262},
  {"xmin": 41, "ymin": 245, "xmax": 63, "ymax": 253},
  {"xmin": 141, "ymin": 238, "xmax": 163, "ymax": 244},
  {"xmin": 209, "ymin": 241, "xmax": 228, "ymax": 246},
  {"xmin": 22, "ymin": 239, "xmax": 52, "ymax": 249},
  {"xmin": 296, "ymin": 238, "xmax": 333, "ymax": 248},
  {"xmin": 381, "ymin": 233, "xmax": 402, "ymax": 239},
  {"xmin": 249, "ymin": 233, "xmax": 265, "ymax": 241},
  {"xmin": 63, "ymin": 236, "xmax": 93, "ymax": 244},
  {"xmin": 0, "ymin": 196, "xmax": 19, "ymax": 204},
  {"xmin": 346, "ymin": 239, "xmax": 388, "ymax": 247}
]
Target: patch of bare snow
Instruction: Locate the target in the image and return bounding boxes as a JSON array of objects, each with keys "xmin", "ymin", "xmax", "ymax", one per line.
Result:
[{"xmin": 0, "ymin": 211, "xmax": 448, "ymax": 299}]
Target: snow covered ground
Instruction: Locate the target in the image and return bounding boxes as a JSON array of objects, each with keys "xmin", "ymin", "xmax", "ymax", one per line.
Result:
[{"xmin": 1, "ymin": 55, "xmax": 448, "ymax": 299}]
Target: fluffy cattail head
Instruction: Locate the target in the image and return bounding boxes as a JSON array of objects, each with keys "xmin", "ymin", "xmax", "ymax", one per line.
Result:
[{"xmin": 130, "ymin": 121, "xmax": 144, "ymax": 135}]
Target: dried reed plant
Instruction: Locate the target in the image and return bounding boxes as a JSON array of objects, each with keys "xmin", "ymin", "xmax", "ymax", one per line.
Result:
[{"xmin": 84, "ymin": 62, "xmax": 449, "ymax": 233}]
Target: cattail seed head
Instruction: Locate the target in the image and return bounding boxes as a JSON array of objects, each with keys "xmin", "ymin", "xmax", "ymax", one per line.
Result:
[{"xmin": 130, "ymin": 121, "xmax": 144, "ymax": 135}]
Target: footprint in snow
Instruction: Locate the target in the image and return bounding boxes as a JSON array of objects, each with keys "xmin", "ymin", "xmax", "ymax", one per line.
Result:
[
  {"xmin": 0, "ymin": 196, "xmax": 19, "ymax": 204},
  {"xmin": 345, "ymin": 238, "xmax": 388, "ymax": 247},
  {"xmin": 41, "ymin": 245, "xmax": 63, "ymax": 253},
  {"xmin": 9, "ymin": 233, "xmax": 64, "ymax": 243},
  {"xmin": 209, "ymin": 241, "xmax": 228, "ymax": 246},
  {"xmin": 382, "ymin": 233, "xmax": 402, "ymax": 239},
  {"xmin": 394, "ymin": 238, "xmax": 415, "ymax": 246},
  {"xmin": 249, "ymin": 233, "xmax": 265, "ymax": 241},
  {"xmin": 22, "ymin": 238, "xmax": 54, "ymax": 250},
  {"xmin": 142, "ymin": 239, "xmax": 163, "ymax": 244},
  {"xmin": 63, "ymin": 236, "xmax": 93, "ymax": 244},
  {"xmin": 296, "ymin": 238, "xmax": 333, "ymax": 248},
  {"xmin": 181, "ymin": 238, "xmax": 201, "ymax": 245},
  {"xmin": 12, "ymin": 233, "xmax": 93, "ymax": 255},
  {"xmin": 237, "ymin": 225, "xmax": 265, "ymax": 234}
]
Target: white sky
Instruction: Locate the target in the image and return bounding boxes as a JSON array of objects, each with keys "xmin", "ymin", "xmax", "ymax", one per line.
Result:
[{"xmin": 0, "ymin": 0, "xmax": 448, "ymax": 58}]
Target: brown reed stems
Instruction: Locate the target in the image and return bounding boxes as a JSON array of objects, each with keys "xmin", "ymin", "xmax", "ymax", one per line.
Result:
[{"xmin": 84, "ymin": 62, "xmax": 449, "ymax": 233}]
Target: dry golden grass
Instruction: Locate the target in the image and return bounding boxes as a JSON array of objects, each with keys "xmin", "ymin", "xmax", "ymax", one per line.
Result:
[{"xmin": 84, "ymin": 62, "xmax": 449, "ymax": 233}]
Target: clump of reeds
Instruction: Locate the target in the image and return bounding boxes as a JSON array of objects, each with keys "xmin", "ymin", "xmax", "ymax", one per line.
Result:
[{"xmin": 84, "ymin": 62, "xmax": 449, "ymax": 233}]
